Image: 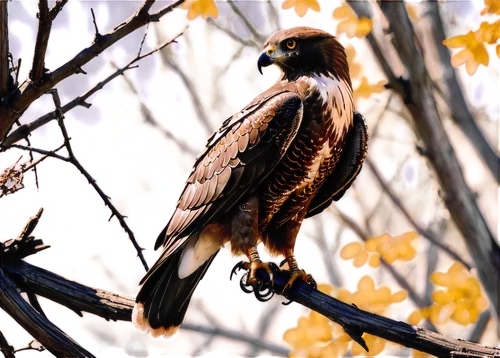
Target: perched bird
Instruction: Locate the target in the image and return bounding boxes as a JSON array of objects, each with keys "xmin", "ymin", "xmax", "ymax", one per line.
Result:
[{"xmin": 133, "ymin": 26, "xmax": 368, "ymax": 338}]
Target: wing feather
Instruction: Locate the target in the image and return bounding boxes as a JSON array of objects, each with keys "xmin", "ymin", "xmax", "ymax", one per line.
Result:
[{"xmin": 155, "ymin": 84, "xmax": 303, "ymax": 252}]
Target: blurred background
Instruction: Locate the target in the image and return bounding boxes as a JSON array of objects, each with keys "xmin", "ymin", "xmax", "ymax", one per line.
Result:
[{"xmin": 0, "ymin": 0, "xmax": 498, "ymax": 356}]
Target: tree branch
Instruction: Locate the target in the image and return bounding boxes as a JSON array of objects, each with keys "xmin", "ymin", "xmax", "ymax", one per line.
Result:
[
  {"xmin": 0, "ymin": 0, "xmax": 185, "ymax": 140},
  {"xmin": 0, "ymin": 270, "xmax": 94, "ymax": 357},
  {"xmin": 2, "ymin": 260, "xmax": 290, "ymax": 356},
  {"xmin": 0, "ymin": 331, "xmax": 15, "ymax": 358},
  {"xmin": 265, "ymin": 269, "xmax": 499, "ymax": 358},
  {"xmin": 0, "ymin": 0, "xmax": 9, "ymax": 100},
  {"xmin": 206, "ymin": 18, "xmax": 260, "ymax": 49},
  {"xmin": 115, "ymin": 63, "xmax": 198, "ymax": 157},
  {"xmin": 1, "ymin": 31, "xmax": 183, "ymax": 148},
  {"xmin": 425, "ymin": 1, "xmax": 499, "ymax": 182},
  {"xmin": 30, "ymin": 0, "xmax": 50, "ymax": 82},
  {"xmin": 350, "ymin": 0, "xmax": 499, "ymax": 316},
  {"xmin": 8, "ymin": 257, "xmax": 496, "ymax": 358},
  {"xmin": 156, "ymin": 32, "xmax": 213, "ymax": 136},
  {"xmin": 227, "ymin": 0, "xmax": 266, "ymax": 44},
  {"xmin": 48, "ymin": 0, "xmax": 68, "ymax": 20}
]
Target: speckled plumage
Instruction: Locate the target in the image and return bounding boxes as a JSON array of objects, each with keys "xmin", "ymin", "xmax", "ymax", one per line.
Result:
[{"xmin": 133, "ymin": 27, "xmax": 368, "ymax": 339}]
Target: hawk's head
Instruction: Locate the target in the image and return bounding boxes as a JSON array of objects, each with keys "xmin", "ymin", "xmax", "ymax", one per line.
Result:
[{"xmin": 258, "ymin": 27, "xmax": 350, "ymax": 85}]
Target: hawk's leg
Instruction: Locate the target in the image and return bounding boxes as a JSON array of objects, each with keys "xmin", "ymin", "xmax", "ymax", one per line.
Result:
[
  {"xmin": 281, "ymin": 251, "xmax": 317, "ymax": 294},
  {"xmin": 229, "ymin": 195, "xmax": 275, "ymax": 300},
  {"xmin": 245, "ymin": 247, "xmax": 274, "ymax": 286}
]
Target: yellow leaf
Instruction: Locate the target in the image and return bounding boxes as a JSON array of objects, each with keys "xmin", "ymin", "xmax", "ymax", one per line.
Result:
[
  {"xmin": 368, "ymin": 253, "xmax": 381, "ymax": 268},
  {"xmin": 451, "ymin": 48, "xmax": 473, "ymax": 67},
  {"xmin": 474, "ymin": 43, "xmax": 490, "ymax": 66},
  {"xmin": 443, "ymin": 33, "xmax": 472, "ymax": 48},
  {"xmin": 282, "ymin": 0, "xmax": 320, "ymax": 17},
  {"xmin": 282, "ymin": 0, "xmax": 294, "ymax": 9},
  {"xmin": 357, "ymin": 17, "xmax": 372, "ymax": 38},
  {"xmin": 353, "ymin": 249, "xmax": 369, "ymax": 267},
  {"xmin": 354, "ymin": 76, "xmax": 385, "ymax": 100},
  {"xmin": 407, "ymin": 3, "xmax": 419, "ymax": 21},
  {"xmin": 184, "ymin": 0, "xmax": 218, "ymax": 20},
  {"xmin": 407, "ymin": 309, "xmax": 422, "ymax": 325},
  {"xmin": 481, "ymin": 0, "xmax": 500, "ymax": 15},
  {"xmin": 497, "ymin": 44, "xmax": 500, "ymax": 58},
  {"xmin": 357, "ymin": 275, "xmax": 375, "ymax": 291},
  {"xmin": 340, "ymin": 242, "xmax": 363, "ymax": 259},
  {"xmin": 391, "ymin": 290, "xmax": 408, "ymax": 303},
  {"xmin": 332, "ymin": 4, "xmax": 352, "ymax": 19}
]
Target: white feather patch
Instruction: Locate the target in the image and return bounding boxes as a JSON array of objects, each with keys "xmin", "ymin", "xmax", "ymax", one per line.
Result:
[
  {"xmin": 178, "ymin": 234, "xmax": 220, "ymax": 279},
  {"xmin": 303, "ymin": 74, "xmax": 354, "ymax": 143}
]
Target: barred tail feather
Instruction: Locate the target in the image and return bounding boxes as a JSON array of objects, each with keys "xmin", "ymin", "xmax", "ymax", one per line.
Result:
[{"xmin": 133, "ymin": 244, "xmax": 218, "ymax": 339}]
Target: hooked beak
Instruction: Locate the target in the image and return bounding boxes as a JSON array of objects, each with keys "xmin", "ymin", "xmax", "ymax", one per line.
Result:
[{"xmin": 257, "ymin": 48, "xmax": 276, "ymax": 75}]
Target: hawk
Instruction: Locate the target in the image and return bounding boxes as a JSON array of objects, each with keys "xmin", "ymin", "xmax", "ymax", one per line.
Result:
[{"xmin": 133, "ymin": 26, "xmax": 368, "ymax": 338}]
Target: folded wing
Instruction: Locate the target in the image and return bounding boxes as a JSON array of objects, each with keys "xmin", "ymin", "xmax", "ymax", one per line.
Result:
[
  {"xmin": 155, "ymin": 84, "xmax": 304, "ymax": 254},
  {"xmin": 305, "ymin": 111, "xmax": 369, "ymax": 218}
]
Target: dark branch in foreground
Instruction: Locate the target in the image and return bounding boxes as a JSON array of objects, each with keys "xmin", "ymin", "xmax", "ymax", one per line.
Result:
[
  {"xmin": 5, "ymin": 256, "xmax": 498, "ymax": 358},
  {"xmin": 2, "ymin": 260, "xmax": 289, "ymax": 356}
]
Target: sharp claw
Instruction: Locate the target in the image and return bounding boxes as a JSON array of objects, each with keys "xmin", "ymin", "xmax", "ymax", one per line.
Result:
[
  {"xmin": 279, "ymin": 259, "xmax": 287, "ymax": 268},
  {"xmin": 231, "ymin": 260, "xmax": 276, "ymax": 301},
  {"xmin": 282, "ymin": 299, "xmax": 293, "ymax": 306},
  {"xmin": 230, "ymin": 261, "xmax": 249, "ymax": 281},
  {"xmin": 240, "ymin": 274, "xmax": 254, "ymax": 293}
]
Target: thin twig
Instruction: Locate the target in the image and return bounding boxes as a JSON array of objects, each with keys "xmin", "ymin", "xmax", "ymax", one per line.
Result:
[
  {"xmin": 43, "ymin": 89, "xmax": 150, "ymax": 271},
  {"xmin": 157, "ymin": 33, "xmax": 213, "ymax": 136},
  {"xmin": 207, "ymin": 18, "xmax": 260, "ymax": 49},
  {"xmin": 1, "ymin": 0, "xmax": 185, "ymax": 139},
  {"xmin": 114, "ymin": 62, "xmax": 198, "ymax": 157},
  {"xmin": 1, "ymin": 31, "xmax": 184, "ymax": 148},
  {"xmin": 137, "ymin": 24, "xmax": 149, "ymax": 57},
  {"xmin": 90, "ymin": 8, "xmax": 102, "ymax": 43},
  {"xmin": 266, "ymin": 0, "xmax": 281, "ymax": 32},
  {"xmin": 30, "ymin": 0, "xmax": 51, "ymax": 82},
  {"xmin": 227, "ymin": 0, "xmax": 266, "ymax": 43},
  {"xmin": 48, "ymin": 0, "xmax": 67, "ymax": 20}
]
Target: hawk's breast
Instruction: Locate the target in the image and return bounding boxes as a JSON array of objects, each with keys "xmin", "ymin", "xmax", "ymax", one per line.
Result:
[{"xmin": 259, "ymin": 75, "xmax": 353, "ymax": 228}]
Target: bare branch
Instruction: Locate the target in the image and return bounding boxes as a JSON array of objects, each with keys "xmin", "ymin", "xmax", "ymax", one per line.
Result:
[
  {"xmin": 9, "ymin": 254, "xmax": 498, "ymax": 357},
  {"xmin": 1, "ymin": 31, "xmax": 184, "ymax": 148},
  {"xmin": 44, "ymin": 89, "xmax": 150, "ymax": 271},
  {"xmin": 115, "ymin": 65, "xmax": 198, "ymax": 157},
  {"xmin": 425, "ymin": 1, "xmax": 499, "ymax": 182},
  {"xmin": 157, "ymin": 35, "xmax": 214, "ymax": 136},
  {"xmin": 48, "ymin": 0, "xmax": 68, "ymax": 20},
  {"xmin": 207, "ymin": 18, "xmax": 260, "ymax": 49},
  {"xmin": 349, "ymin": 0, "xmax": 499, "ymax": 315},
  {"xmin": 30, "ymin": 0, "xmax": 51, "ymax": 82},
  {"xmin": 227, "ymin": 0, "xmax": 266, "ymax": 44},
  {"xmin": 0, "ymin": 0, "xmax": 9, "ymax": 98},
  {"xmin": 266, "ymin": 0, "xmax": 281, "ymax": 32},
  {"xmin": 90, "ymin": 9, "xmax": 100, "ymax": 37},
  {"xmin": 0, "ymin": 270, "xmax": 94, "ymax": 357},
  {"xmin": 265, "ymin": 269, "xmax": 499, "ymax": 358},
  {"xmin": 1, "ymin": 0, "xmax": 186, "ymax": 139},
  {"xmin": 3, "ymin": 259, "xmax": 290, "ymax": 356}
]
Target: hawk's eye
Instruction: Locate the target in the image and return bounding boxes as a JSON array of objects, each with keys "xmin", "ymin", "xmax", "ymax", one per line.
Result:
[{"xmin": 286, "ymin": 39, "xmax": 297, "ymax": 50}]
